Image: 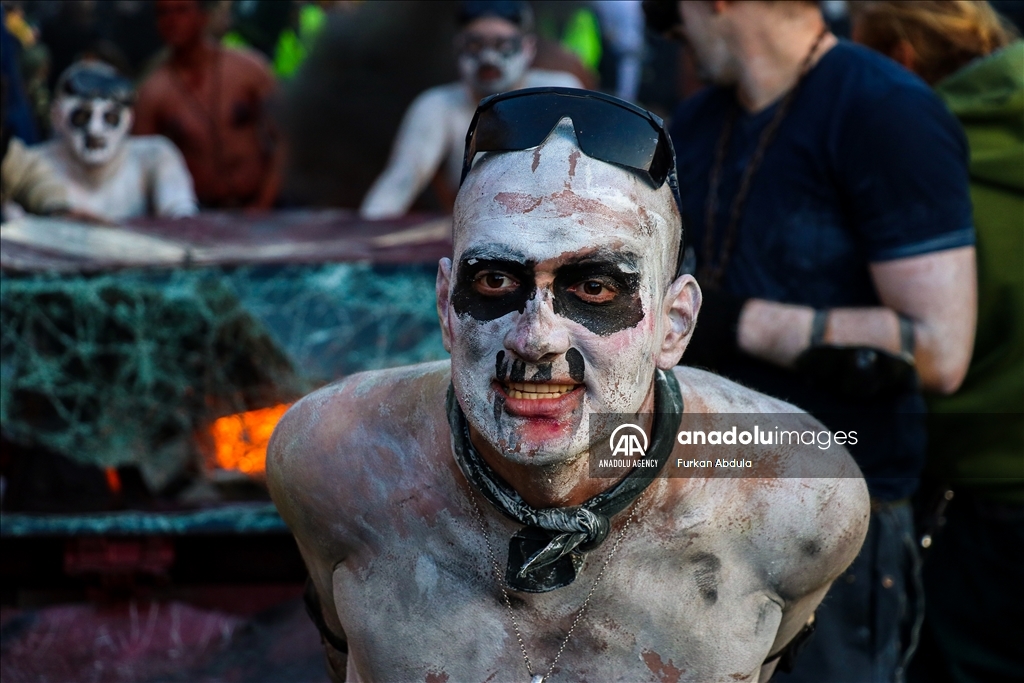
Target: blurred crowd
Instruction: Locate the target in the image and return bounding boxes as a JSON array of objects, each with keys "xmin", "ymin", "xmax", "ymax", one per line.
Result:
[{"xmin": 0, "ymin": 2, "xmax": 1022, "ymax": 683}]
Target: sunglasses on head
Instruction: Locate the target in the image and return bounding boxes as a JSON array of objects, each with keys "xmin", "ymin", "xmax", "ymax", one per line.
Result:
[{"xmin": 461, "ymin": 87, "xmax": 686, "ymax": 273}]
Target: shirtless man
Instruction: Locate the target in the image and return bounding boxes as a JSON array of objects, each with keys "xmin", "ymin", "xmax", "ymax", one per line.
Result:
[
  {"xmin": 134, "ymin": 0, "xmax": 281, "ymax": 209},
  {"xmin": 359, "ymin": 0, "xmax": 580, "ymax": 219},
  {"xmin": 36, "ymin": 61, "xmax": 197, "ymax": 222},
  {"xmin": 270, "ymin": 89, "xmax": 870, "ymax": 683}
]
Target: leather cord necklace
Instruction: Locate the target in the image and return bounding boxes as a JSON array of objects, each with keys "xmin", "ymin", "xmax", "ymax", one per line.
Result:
[
  {"xmin": 468, "ymin": 485, "xmax": 644, "ymax": 683},
  {"xmin": 447, "ymin": 369, "xmax": 683, "ymax": 593},
  {"xmin": 698, "ymin": 27, "xmax": 831, "ymax": 289}
]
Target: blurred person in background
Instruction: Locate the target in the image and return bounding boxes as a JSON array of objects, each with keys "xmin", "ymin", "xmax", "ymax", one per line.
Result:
[
  {"xmin": 592, "ymin": 0, "xmax": 645, "ymax": 101},
  {"xmin": 852, "ymin": 4, "xmax": 1023, "ymax": 682},
  {"xmin": 648, "ymin": 1, "xmax": 978, "ymax": 681},
  {"xmin": 36, "ymin": 61, "xmax": 198, "ymax": 221},
  {"xmin": 1, "ymin": 75, "xmax": 69, "ymax": 220},
  {"xmin": 359, "ymin": 0, "xmax": 581, "ymax": 219},
  {"xmin": 134, "ymin": 0, "xmax": 281, "ymax": 209}
]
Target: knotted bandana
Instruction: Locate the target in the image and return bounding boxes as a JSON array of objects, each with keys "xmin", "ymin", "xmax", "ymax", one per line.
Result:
[{"xmin": 448, "ymin": 368, "xmax": 684, "ymax": 592}]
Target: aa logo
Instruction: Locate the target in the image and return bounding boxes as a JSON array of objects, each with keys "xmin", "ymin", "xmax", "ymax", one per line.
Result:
[{"xmin": 609, "ymin": 424, "xmax": 648, "ymax": 457}]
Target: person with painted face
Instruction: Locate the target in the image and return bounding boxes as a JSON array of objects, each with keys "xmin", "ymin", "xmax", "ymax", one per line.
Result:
[
  {"xmin": 133, "ymin": 0, "xmax": 281, "ymax": 210},
  {"xmin": 359, "ymin": 1, "xmax": 581, "ymax": 220},
  {"xmin": 35, "ymin": 62, "xmax": 198, "ymax": 222},
  {"xmin": 271, "ymin": 88, "xmax": 870, "ymax": 683}
]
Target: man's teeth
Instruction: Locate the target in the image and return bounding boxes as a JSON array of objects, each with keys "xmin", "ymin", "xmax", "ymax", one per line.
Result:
[{"xmin": 505, "ymin": 382, "xmax": 577, "ymax": 400}]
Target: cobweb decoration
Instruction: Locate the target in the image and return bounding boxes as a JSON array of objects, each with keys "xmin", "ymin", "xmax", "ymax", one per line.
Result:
[{"xmin": 0, "ymin": 263, "xmax": 446, "ymax": 488}]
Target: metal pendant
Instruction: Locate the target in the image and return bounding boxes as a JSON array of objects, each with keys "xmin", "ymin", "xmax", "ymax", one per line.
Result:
[
  {"xmin": 507, "ymin": 529, "xmax": 584, "ymax": 593},
  {"xmin": 530, "ymin": 675, "xmax": 545, "ymax": 683}
]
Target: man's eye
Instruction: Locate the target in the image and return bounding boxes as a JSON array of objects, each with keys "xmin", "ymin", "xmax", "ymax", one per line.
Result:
[
  {"xmin": 473, "ymin": 272, "xmax": 518, "ymax": 294},
  {"xmin": 570, "ymin": 280, "xmax": 617, "ymax": 303},
  {"xmin": 103, "ymin": 108, "xmax": 122, "ymax": 127},
  {"xmin": 70, "ymin": 108, "xmax": 91, "ymax": 128}
]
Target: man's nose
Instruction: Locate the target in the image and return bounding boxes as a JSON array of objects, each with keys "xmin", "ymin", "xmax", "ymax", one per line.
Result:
[
  {"xmin": 88, "ymin": 110, "xmax": 105, "ymax": 134},
  {"xmin": 503, "ymin": 288, "xmax": 570, "ymax": 363}
]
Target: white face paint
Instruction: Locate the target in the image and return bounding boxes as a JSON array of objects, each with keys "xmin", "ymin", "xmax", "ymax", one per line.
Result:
[
  {"xmin": 444, "ymin": 121, "xmax": 680, "ymax": 466},
  {"xmin": 455, "ymin": 17, "xmax": 533, "ymax": 96},
  {"xmin": 55, "ymin": 96, "xmax": 133, "ymax": 167},
  {"xmin": 458, "ymin": 46, "xmax": 531, "ymax": 96}
]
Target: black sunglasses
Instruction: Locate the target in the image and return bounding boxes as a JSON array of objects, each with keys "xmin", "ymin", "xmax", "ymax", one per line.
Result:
[{"xmin": 461, "ymin": 87, "xmax": 686, "ymax": 273}]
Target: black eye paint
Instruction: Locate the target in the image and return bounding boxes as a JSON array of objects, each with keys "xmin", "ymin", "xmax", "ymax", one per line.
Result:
[
  {"xmin": 566, "ymin": 348, "xmax": 585, "ymax": 383},
  {"xmin": 451, "ymin": 256, "xmax": 536, "ymax": 321},
  {"xmin": 70, "ymin": 107, "xmax": 91, "ymax": 129},
  {"xmin": 102, "ymin": 106, "xmax": 122, "ymax": 128},
  {"xmin": 552, "ymin": 260, "xmax": 644, "ymax": 336}
]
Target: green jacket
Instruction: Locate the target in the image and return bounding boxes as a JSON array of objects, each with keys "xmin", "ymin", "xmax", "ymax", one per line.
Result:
[{"xmin": 927, "ymin": 41, "xmax": 1024, "ymax": 502}]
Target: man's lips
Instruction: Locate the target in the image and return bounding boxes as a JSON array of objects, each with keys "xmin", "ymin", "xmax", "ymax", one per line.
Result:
[
  {"xmin": 476, "ymin": 64, "xmax": 502, "ymax": 81},
  {"xmin": 494, "ymin": 381, "xmax": 584, "ymax": 419}
]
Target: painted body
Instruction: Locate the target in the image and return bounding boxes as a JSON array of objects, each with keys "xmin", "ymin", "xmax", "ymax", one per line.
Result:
[
  {"xmin": 37, "ymin": 135, "xmax": 197, "ymax": 221},
  {"xmin": 359, "ymin": 70, "xmax": 580, "ymax": 220},
  {"xmin": 270, "ymin": 363, "xmax": 868, "ymax": 683},
  {"xmin": 40, "ymin": 61, "xmax": 198, "ymax": 221},
  {"xmin": 272, "ymin": 116, "xmax": 869, "ymax": 682},
  {"xmin": 360, "ymin": 13, "xmax": 581, "ymax": 220}
]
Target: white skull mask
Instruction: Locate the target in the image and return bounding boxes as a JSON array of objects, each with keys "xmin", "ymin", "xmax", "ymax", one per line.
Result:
[{"xmin": 56, "ymin": 95, "xmax": 133, "ymax": 167}]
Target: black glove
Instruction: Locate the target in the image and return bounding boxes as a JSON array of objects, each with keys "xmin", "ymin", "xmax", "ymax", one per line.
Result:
[
  {"xmin": 681, "ymin": 288, "xmax": 747, "ymax": 372},
  {"xmin": 794, "ymin": 345, "xmax": 918, "ymax": 400}
]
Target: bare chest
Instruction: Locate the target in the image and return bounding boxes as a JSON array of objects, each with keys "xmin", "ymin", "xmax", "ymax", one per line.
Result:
[{"xmin": 331, "ymin": 505, "xmax": 782, "ymax": 683}]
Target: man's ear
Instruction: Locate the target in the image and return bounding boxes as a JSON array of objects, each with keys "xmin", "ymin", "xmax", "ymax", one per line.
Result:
[
  {"xmin": 437, "ymin": 257, "xmax": 453, "ymax": 353},
  {"xmin": 657, "ymin": 274, "xmax": 701, "ymax": 369}
]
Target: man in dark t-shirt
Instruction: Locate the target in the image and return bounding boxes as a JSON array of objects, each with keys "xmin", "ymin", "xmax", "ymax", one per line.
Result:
[{"xmin": 652, "ymin": 1, "xmax": 976, "ymax": 681}]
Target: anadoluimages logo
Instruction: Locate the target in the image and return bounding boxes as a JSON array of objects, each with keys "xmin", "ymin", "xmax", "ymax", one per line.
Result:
[{"xmin": 609, "ymin": 424, "xmax": 648, "ymax": 457}]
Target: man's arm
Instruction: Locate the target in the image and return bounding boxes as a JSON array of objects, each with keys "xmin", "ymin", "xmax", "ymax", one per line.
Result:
[
  {"xmin": 756, "ymin": 467, "xmax": 870, "ymax": 681},
  {"xmin": 359, "ymin": 89, "xmax": 453, "ymax": 219},
  {"xmin": 149, "ymin": 137, "xmax": 199, "ymax": 217},
  {"xmin": 267, "ymin": 395, "xmax": 350, "ymax": 681},
  {"xmin": 737, "ymin": 245, "xmax": 977, "ymax": 394}
]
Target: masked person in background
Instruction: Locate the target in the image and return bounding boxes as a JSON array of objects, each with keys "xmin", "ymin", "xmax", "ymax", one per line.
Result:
[
  {"xmin": 36, "ymin": 62, "xmax": 198, "ymax": 222},
  {"xmin": 852, "ymin": 4, "xmax": 1023, "ymax": 682},
  {"xmin": 359, "ymin": 0, "xmax": 581, "ymax": 219}
]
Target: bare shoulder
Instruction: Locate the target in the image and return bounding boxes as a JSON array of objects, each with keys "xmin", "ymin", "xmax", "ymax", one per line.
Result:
[
  {"xmin": 222, "ymin": 45, "xmax": 273, "ymax": 76},
  {"xmin": 525, "ymin": 69, "xmax": 584, "ymax": 89},
  {"xmin": 137, "ymin": 65, "xmax": 173, "ymax": 99},
  {"xmin": 409, "ymin": 82, "xmax": 466, "ymax": 116},
  {"xmin": 130, "ymin": 135, "xmax": 180, "ymax": 156},
  {"xmin": 267, "ymin": 361, "xmax": 451, "ymax": 526},
  {"xmin": 672, "ymin": 365, "xmax": 801, "ymax": 415},
  {"xmin": 669, "ymin": 366, "xmax": 870, "ymax": 599}
]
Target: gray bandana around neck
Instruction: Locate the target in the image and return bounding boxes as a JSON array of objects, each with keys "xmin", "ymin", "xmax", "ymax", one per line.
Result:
[{"xmin": 448, "ymin": 368, "xmax": 684, "ymax": 593}]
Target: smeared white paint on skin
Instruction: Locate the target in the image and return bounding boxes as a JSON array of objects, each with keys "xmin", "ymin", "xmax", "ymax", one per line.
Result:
[
  {"xmin": 415, "ymin": 554, "xmax": 440, "ymax": 596},
  {"xmin": 446, "ymin": 120, "xmax": 681, "ymax": 470}
]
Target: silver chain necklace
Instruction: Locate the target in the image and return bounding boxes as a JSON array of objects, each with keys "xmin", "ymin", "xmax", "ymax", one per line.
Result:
[{"xmin": 468, "ymin": 489, "xmax": 645, "ymax": 683}]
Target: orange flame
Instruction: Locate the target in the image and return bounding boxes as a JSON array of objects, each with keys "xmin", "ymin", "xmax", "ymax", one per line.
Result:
[{"xmin": 210, "ymin": 404, "xmax": 292, "ymax": 475}]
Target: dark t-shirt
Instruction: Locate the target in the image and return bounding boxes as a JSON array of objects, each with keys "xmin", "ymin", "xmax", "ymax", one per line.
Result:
[{"xmin": 670, "ymin": 41, "xmax": 974, "ymax": 500}]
